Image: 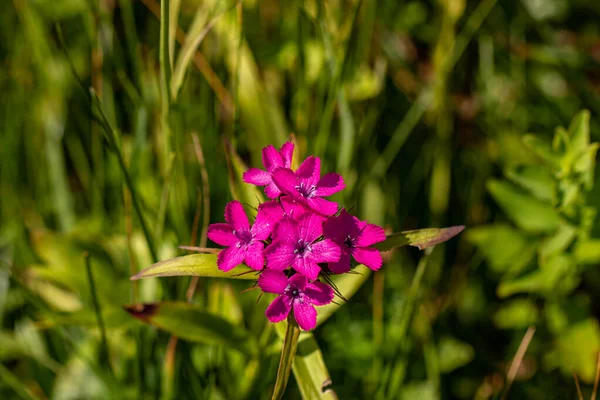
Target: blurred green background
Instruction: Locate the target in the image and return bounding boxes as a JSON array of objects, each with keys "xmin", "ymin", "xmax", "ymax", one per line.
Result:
[{"xmin": 2, "ymin": 0, "xmax": 600, "ymax": 398}]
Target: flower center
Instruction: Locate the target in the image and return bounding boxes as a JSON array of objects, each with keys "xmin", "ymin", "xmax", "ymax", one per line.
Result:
[
  {"xmin": 344, "ymin": 235, "xmax": 356, "ymax": 248},
  {"xmin": 295, "ymin": 182, "xmax": 316, "ymax": 198},
  {"xmin": 285, "ymin": 284, "xmax": 303, "ymax": 300},
  {"xmin": 294, "ymin": 240, "xmax": 312, "ymax": 256},
  {"xmin": 234, "ymin": 229, "xmax": 253, "ymax": 246}
]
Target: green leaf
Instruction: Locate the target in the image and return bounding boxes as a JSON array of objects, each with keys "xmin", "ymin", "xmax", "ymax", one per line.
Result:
[
  {"xmin": 546, "ymin": 319, "xmax": 600, "ymax": 383},
  {"xmin": 487, "ymin": 180, "xmax": 561, "ymax": 232},
  {"xmin": 467, "ymin": 224, "xmax": 535, "ymax": 274},
  {"xmin": 438, "ymin": 336, "xmax": 475, "ymax": 373},
  {"xmin": 522, "ymin": 134, "xmax": 560, "ymax": 166},
  {"xmin": 374, "ymin": 225, "xmax": 465, "ymax": 252},
  {"xmin": 574, "ymin": 239, "xmax": 600, "ymax": 264},
  {"xmin": 492, "ymin": 298, "xmax": 539, "ymax": 329},
  {"xmin": 124, "ymin": 302, "xmax": 258, "ymax": 356},
  {"xmin": 567, "ymin": 109, "xmax": 590, "ymax": 156},
  {"xmin": 505, "ymin": 165, "xmax": 554, "ymax": 202},
  {"xmin": 538, "ymin": 222, "xmax": 576, "ymax": 258},
  {"xmin": 131, "ymin": 254, "xmax": 257, "ymax": 280}
]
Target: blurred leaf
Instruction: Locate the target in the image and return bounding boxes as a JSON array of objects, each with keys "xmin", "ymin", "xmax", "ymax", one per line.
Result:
[
  {"xmin": 374, "ymin": 225, "xmax": 465, "ymax": 251},
  {"xmin": 487, "ymin": 180, "xmax": 561, "ymax": 233},
  {"xmin": 547, "ymin": 319, "xmax": 600, "ymax": 383},
  {"xmin": 0, "ymin": 363, "xmax": 41, "ymax": 400},
  {"xmin": 572, "ymin": 144, "xmax": 599, "ymax": 190},
  {"xmin": 438, "ymin": 336, "xmax": 475, "ymax": 373},
  {"xmin": 567, "ymin": 109, "xmax": 590, "ymax": 157},
  {"xmin": 131, "ymin": 254, "xmax": 257, "ymax": 280},
  {"xmin": 37, "ymin": 307, "xmax": 134, "ymax": 329},
  {"xmin": 124, "ymin": 302, "xmax": 258, "ymax": 355},
  {"xmin": 492, "ymin": 298, "xmax": 539, "ymax": 329},
  {"xmin": 522, "ymin": 134, "xmax": 560, "ymax": 166},
  {"xmin": 505, "ymin": 165, "xmax": 554, "ymax": 202},
  {"xmin": 467, "ymin": 224, "xmax": 535, "ymax": 273},
  {"xmin": 574, "ymin": 239, "xmax": 600, "ymax": 264},
  {"xmin": 497, "ymin": 254, "xmax": 577, "ymax": 297},
  {"xmin": 538, "ymin": 222, "xmax": 576, "ymax": 258}
]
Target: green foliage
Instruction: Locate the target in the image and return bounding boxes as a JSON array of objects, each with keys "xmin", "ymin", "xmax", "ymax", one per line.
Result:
[
  {"xmin": 2, "ymin": 0, "xmax": 600, "ymax": 399},
  {"xmin": 470, "ymin": 111, "xmax": 600, "ymax": 382}
]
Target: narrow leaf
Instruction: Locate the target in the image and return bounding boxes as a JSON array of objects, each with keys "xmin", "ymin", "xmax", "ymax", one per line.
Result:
[
  {"xmin": 131, "ymin": 254, "xmax": 257, "ymax": 280},
  {"xmin": 374, "ymin": 225, "xmax": 465, "ymax": 252},
  {"xmin": 124, "ymin": 302, "xmax": 258, "ymax": 355}
]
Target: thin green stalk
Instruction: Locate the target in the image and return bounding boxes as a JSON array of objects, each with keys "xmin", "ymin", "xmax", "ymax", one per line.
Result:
[
  {"xmin": 84, "ymin": 252, "xmax": 114, "ymax": 378},
  {"xmin": 385, "ymin": 249, "xmax": 432, "ymax": 398},
  {"xmin": 159, "ymin": 0, "xmax": 172, "ymax": 176},
  {"xmin": 271, "ymin": 317, "xmax": 301, "ymax": 400}
]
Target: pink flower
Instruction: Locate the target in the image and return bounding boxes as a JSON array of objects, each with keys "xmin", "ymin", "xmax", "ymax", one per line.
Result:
[
  {"xmin": 258, "ymin": 270, "xmax": 334, "ymax": 331},
  {"xmin": 265, "ymin": 213, "xmax": 341, "ymax": 280},
  {"xmin": 272, "ymin": 156, "xmax": 345, "ymax": 216},
  {"xmin": 323, "ymin": 209, "xmax": 386, "ymax": 273},
  {"xmin": 260, "ymin": 196, "xmax": 311, "ymax": 223},
  {"xmin": 207, "ymin": 200, "xmax": 274, "ymax": 271},
  {"xmin": 242, "ymin": 142, "xmax": 294, "ymax": 198}
]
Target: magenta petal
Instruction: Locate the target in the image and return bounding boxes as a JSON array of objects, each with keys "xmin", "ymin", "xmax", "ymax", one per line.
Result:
[
  {"xmin": 296, "ymin": 156, "xmax": 320, "ymax": 187},
  {"xmin": 272, "ymin": 168, "xmax": 299, "ymax": 197},
  {"xmin": 310, "ymin": 239, "xmax": 341, "ymax": 264},
  {"xmin": 353, "ymin": 247, "xmax": 383, "ymax": 271},
  {"xmin": 297, "ymin": 213, "xmax": 325, "ymax": 243},
  {"xmin": 304, "ymin": 282, "xmax": 334, "ymax": 306},
  {"xmin": 305, "ymin": 197, "xmax": 339, "ymax": 216},
  {"xmin": 224, "ymin": 201, "xmax": 249, "ymax": 230},
  {"xmin": 315, "ymin": 173, "xmax": 345, "ymax": 197},
  {"xmin": 356, "ymin": 224, "xmax": 386, "ymax": 247},
  {"xmin": 265, "ymin": 243, "xmax": 296, "ymax": 271},
  {"xmin": 288, "ymin": 273, "xmax": 308, "ymax": 290},
  {"xmin": 266, "ymin": 295, "xmax": 292, "ymax": 323},
  {"xmin": 272, "ymin": 217, "xmax": 299, "ymax": 244},
  {"xmin": 217, "ymin": 246, "xmax": 245, "ymax": 271},
  {"xmin": 207, "ymin": 223, "xmax": 237, "ymax": 246},
  {"xmin": 280, "ymin": 142, "xmax": 294, "ymax": 168},
  {"xmin": 258, "ymin": 269, "xmax": 288, "ymax": 294},
  {"xmin": 244, "ymin": 242, "xmax": 265, "ymax": 270},
  {"xmin": 262, "ymin": 145, "xmax": 283, "ymax": 171},
  {"xmin": 242, "ymin": 168, "xmax": 271, "ymax": 186},
  {"xmin": 264, "ymin": 182, "xmax": 282, "ymax": 199},
  {"xmin": 328, "ymin": 251, "xmax": 351, "ymax": 274},
  {"xmin": 293, "ymin": 301, "xmax": 317, "ymax": 331},
  {"xmin": 252, "ymin": 205, "xmax": 275, "ymax": 240},
  {"xmin": 292, "ymin": 257, "xmax": 321, "ymax": 281}
]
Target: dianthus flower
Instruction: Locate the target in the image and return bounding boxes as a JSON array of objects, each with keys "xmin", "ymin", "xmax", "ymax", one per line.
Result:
[
  {"xmin": 207, "ymin": 200, "xmax": 273, "ymax": 271},
  {"xmin": 323, "ymin": 209, "xmax": 386, "ymax": 273},
  {"xmin": 272, "ymin": 156, "xmax": 344, "ymax": 216},
  {"xmin": 242, "ymin": 142, "xmax": 294, "ymax": 198},
  {"xmin": 260, "ymin": 196, "xmax": 310, "ymax": 222},
  {"xmin": 258, "ymin": 270, "xmax": 334, "ymax": 331},
  {"xmin": 265, "ymin": 213, "xmax": 340, "ymax": 280}
]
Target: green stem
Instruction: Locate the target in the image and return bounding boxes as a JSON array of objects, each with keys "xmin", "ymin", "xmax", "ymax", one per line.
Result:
[
  {"xmin": 271, "ymin": 317, "xmax": 301, "ymax": 400},
  {"xmin": 84, "ymin": 252, "xmax": 114, "ymax": 378}
]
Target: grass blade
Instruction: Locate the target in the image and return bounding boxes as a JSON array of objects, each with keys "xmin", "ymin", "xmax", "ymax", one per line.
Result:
[{"xmin": 131, "ymin": 254, "xmax": 257, "ymax": 280}]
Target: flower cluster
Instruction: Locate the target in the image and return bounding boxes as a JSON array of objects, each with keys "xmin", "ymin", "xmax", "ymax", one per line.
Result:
[{"xmin": 208, "ymin": 142, "xmax": 386, "ymax": 330}]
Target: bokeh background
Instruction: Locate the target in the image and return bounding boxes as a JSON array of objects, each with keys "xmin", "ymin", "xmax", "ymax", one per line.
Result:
[{"xmin": 2, "ymin": 0, "xmax": 600, "ymax": 398}]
